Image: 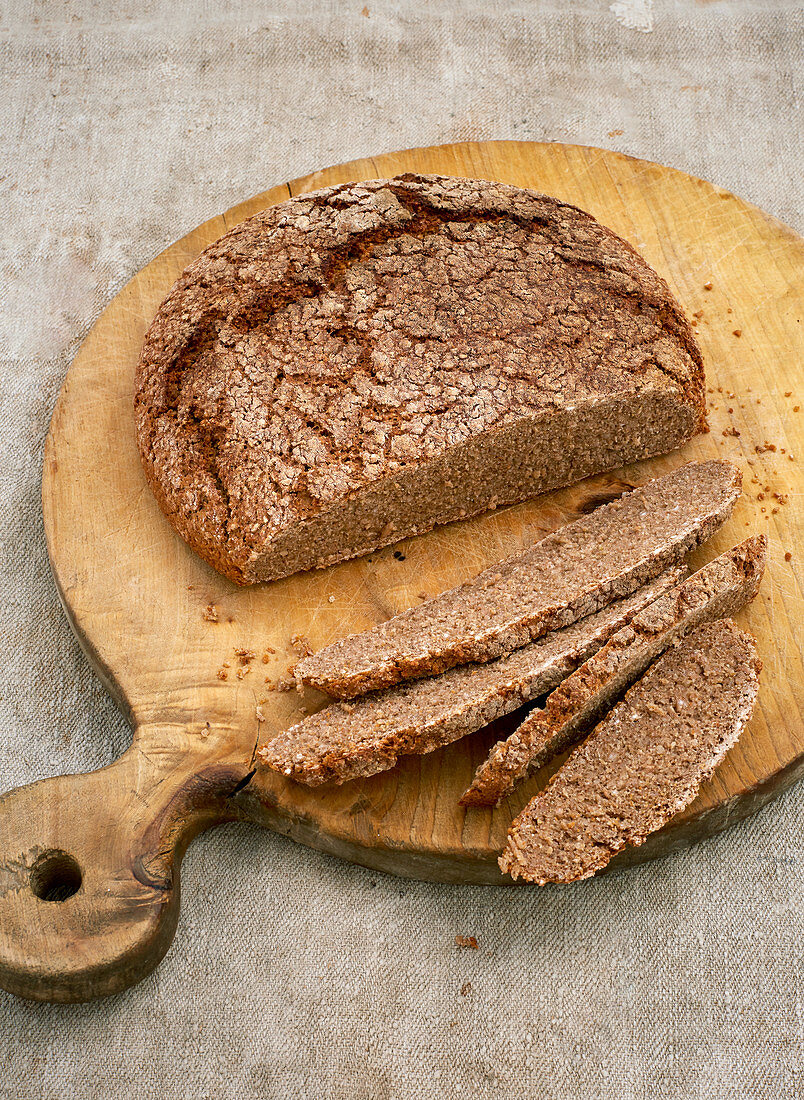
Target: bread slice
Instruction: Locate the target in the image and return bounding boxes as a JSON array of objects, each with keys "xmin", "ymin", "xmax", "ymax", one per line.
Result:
[
  {"xmin": 297, "ymin": 460, "xmax": 741, "ymax": 698},
  {"xmin": 135, "ymin": 173, "xmax": 706, "ymax": 585},
  {"xmin": 462, "ymin": 535, "xmax": 766, "ymax": 807},
  {"xmin": 257, "ymin": 568, "xmax": 684, "ymax": 786},
  {"xmin": 499, "ymin": 619, "xmax": 761, "ymax": 884}
]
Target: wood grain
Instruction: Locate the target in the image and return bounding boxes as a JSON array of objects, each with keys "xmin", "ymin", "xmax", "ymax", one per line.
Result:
[{"xmin": 0, "ymin": 141, "xmax": 802, "ymax": 1002}]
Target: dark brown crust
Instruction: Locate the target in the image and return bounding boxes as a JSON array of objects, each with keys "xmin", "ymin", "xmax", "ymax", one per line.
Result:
[
  {"xmin": 135, "ymin": 174, "xmax": 706, "ymax": 585},
  {"xmin": 499, "ymin": 619, "xmax": 762, "ymax": 885},
  {"xmin": 461, "ymin": 535, "xmax": 767, "ymax": 807},
  {"xmin": 297, "ymin": 461, "xmax": 741, "ymax": 698}
]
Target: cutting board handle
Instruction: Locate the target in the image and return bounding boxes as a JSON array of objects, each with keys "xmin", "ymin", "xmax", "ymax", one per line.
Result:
[{"xmin": 0, "ymin": 734, "xmax": 250, "ymax": 1002}]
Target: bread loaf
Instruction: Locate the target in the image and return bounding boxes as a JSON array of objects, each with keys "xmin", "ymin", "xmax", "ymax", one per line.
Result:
[{"xmin": 135, "ymin": 174, "xmax": 706, "ymax": 585}]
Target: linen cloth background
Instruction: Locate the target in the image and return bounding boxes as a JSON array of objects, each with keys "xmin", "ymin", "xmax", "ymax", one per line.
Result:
[{"xmin": 1, "ymin": 1, "xmax": 803, "ymax": 1097}]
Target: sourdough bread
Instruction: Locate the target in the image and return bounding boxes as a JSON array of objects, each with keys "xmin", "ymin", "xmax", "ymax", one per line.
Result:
[
  {"xmin": 499, "ymin": 619, "xmax": 761, "ymax": 884},
  {"xmin": 257, "ymin": 569, "xmax": 684, "ymax": 786},
  {"xmin": 297, "ymin": 460, "xmax": 741, "ymax": 698},
  {"xmin": 135, "ymin": 174, "xmax": 706, "ymax": 585},
  {"xmin": 462, "ymin": 536, "xmax": 766, "ymax": 806}
]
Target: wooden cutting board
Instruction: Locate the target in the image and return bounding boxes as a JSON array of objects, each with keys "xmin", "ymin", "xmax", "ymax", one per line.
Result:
[{"xmin": 1, "ymin": 141, "xmax": 802, "ymax": 1003}]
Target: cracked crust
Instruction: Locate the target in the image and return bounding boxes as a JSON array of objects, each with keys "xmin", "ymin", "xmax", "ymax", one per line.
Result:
[{"xmin": 135, "ymin": 174, "xmax": 707, "ymax": 584}]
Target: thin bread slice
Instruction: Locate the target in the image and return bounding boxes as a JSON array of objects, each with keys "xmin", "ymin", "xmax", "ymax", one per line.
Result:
[
  {"xmin": 462, "ymin": 535, "xmax": 766, "ymax": 807},
  {"xmin": 257, "ymin": 569, "xmax": 685, "ymax": 786},
  {"xmin": 296, "ymin": 460, "xmax": 741, "ymax": 698},
  {"xmin": 499, "ymin": 619, "xmax": 761, "ymax": 885}
]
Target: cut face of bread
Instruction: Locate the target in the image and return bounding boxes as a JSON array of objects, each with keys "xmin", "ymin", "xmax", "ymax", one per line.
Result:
[
  {"xmin": 462, "ymin": 535, "xmax": 766, "ymax": 807},
  {"xmin": 257, "ymin": 568, "xmax": 684, "ymax": 786},
  {"xmin": 297, "ymin": 460, "xmax": 741, "ymax": 698},
  {"xmin": 135, "ymin": 174, "xmax": 706, "ymax": 585},
  {"xmin": 499, "ymin": 619, "xmax": 762, "ymax": 885}
]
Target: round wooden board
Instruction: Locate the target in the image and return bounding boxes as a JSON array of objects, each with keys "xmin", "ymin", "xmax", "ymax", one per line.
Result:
[{"xmin": 1, "ymin": 141, "xmax": 803, "ymax": 1002}]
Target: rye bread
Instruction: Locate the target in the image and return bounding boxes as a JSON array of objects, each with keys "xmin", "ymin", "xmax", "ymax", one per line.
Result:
[
  {"xmin": 462, "ymin": 535, "xmax": 766, "ymax": 807},
  {"xmin": 135, "ymin": 173, "xmax": 706, "ymax": 586},
  {"xmin": 499, "ymin": 619, "xmax": 761, "ymax": 885},
  {"xmin": 297, "ymin": 460, "xmax": 741, "ymax": 698},
  {"xmin": 257, "ymin": 568, "xmax": 683, "ymax": 786}
]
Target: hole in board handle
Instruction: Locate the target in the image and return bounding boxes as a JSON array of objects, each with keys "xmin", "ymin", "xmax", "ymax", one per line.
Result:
[{"xmin": 29, "ymin": 850, "xmax": 83, "ymax": 902}]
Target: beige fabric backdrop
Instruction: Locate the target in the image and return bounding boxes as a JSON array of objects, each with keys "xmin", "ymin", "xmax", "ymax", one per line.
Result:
[{"xmin": 1, "ymin": 1, "xmax": 803, "ymax": 1096}]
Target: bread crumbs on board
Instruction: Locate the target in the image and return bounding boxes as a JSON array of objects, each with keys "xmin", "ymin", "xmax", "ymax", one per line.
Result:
[
  {"xmin": 202, "ymin": 604, "xmax": 219, "ymax": 622},
  {"xmin": 290, "ymin": 634, "xmax": 314, "ymax": 658}
]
